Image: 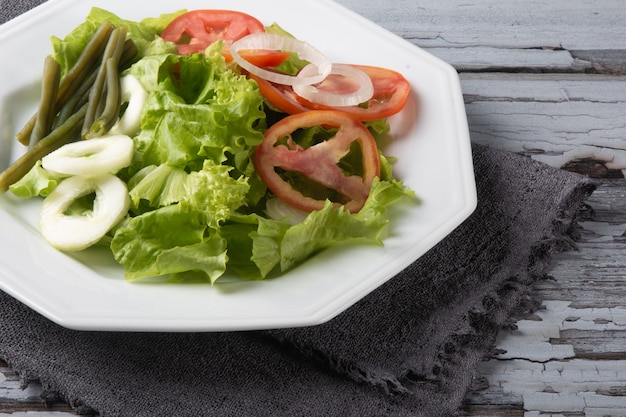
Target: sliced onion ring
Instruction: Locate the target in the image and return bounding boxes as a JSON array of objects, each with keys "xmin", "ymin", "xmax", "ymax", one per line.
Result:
[
  {"xmin": 39, "ymin": 174, "xmax": 130, "ymax": 251},
  {"xmin": 266, "ymin": 198, "xmax": 309, "ymax": 225},
  {"xmin": 293, "ymin": 64, "xmax": 374, "ymax": 107},
  {"xmin": 230, "ymin": 33, "xmax": 331, "ymax": 86}
]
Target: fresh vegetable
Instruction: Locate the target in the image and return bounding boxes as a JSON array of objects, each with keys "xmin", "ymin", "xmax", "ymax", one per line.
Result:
[
  {"xmin": 292, "ymin": 64, "xmax": 374, "ymax": 107},
  {"xmin": 2, "ymin": 7, "xmax": 417, "ymax": 284},
  {"xmin": 29, "ymin": 56, "xmax": 61, "ymax": 147},
  {"xmin": 160, "ymin": 10, "xmax": 265, "ymax": 55},
  {"xmin": 254, "ymin": 110, "xmax": 380, "ymax": 213},
  {"xmin": 41, "ymin": 134, "xmax": 134, "ymax": 177},
  {"xmin": 298, "ymin": 65, "xmax": 411, "ymax": 121},
  {"xmin": 39, "ymin": 173, "xmax": 130, "ymax": 251},
  {"xmin": 249, "ymin": 73, "xmax": 310, "ymax": 114},
  {"xmin": 0, "ymin": 104, "xmax": 87, "ymax": 192},
  {"xmin": 108, "ymin": 75, "xmax": 149, "ymax": 136},
  {"xmin": 230, "ymin": 32, "xmax": 332, "ymax": 86},
  {"xmin": 82, "ymin": 26, "xmax": 128, "ymax": 139},
  {"xmin": 253, "ymin": 64, "xmax": 411, "ymax": 121},
  {"xmin": 225, "ymin": 49, "xmax": 291, "ymax": 68}
]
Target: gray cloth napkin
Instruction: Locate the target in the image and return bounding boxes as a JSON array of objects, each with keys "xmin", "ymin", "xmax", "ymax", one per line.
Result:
[
  {"xmin": 0, "ymin": 0, "xmax": 47, "ymax": 23},
  {"xmin": 0, "ymin": 142, "xmax": 595, "ymax": 417}
]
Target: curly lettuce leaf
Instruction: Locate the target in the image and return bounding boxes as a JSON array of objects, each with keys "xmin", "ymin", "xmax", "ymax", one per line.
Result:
[
  {"xmin": 248, "ymin": 178, "xmax": 417, "ymax": 277},
  {"xmin": 110, "ymin": 203, "xmax": 228, "ymax": 283},
  {"xmin": 128, "ymin": 159, "xmax": 249, "ymax": 226},
  {"xmin": 187, "ymin": 160, "xmax": 250, "ymax": 229},
  {"xmin": 128, "ymin": 49, "xmax": 265, "ymax": 176}
]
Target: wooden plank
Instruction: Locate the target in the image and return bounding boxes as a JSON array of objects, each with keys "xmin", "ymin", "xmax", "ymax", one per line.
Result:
[
  {"xmin": 459, "ymin": 73, "xmax": 626, "ymax": 173},
  {"xmin": 336, "ymin": 0, "xmax": 626, "ymax": 72},
  {"xmin": 427, "ymin": 47, "xmax": 585, "ymax": 72}
]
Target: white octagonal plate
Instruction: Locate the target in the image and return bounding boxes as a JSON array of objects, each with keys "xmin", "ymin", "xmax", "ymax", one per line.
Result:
[{"xmin": 0, "ymin": 0, "xmax": 476, "ymax": 331}]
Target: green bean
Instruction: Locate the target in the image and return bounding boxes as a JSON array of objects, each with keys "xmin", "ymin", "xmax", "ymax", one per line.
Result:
[
  {"xmin": 5, "ymin": 22, "xmax": 137, "ymax": 188},
  {"xmin": 61, "ymin": 30, "xmax": 135, "ymax": 131},
  {"xmin": 120, "ymin": 38, "xmax": 139, "ymax": 69},
  {"xmin": 0, "ymin": 104, "xmax": 87, "ymax": 192},
  {"xmin": 15, "ymin": 21, "xmax": 115, "ymax": 146},
  {"xmin": 29, "ymin": 56, "xmax": 61, "ymax": 148},
  {"xmin": 86, "ymin": 58, "xmax": 121, "ymax": 139},
  {"xmin": 15, "ymin": 113, "xmax": 37, "ymax": 147},
  {"xmin": 82, "ymin": 26, "xmax": 128, "ymax": 139},
  {"xmin": 95, "ymin": 73, "xmax": 109, "ymax": 117},
  {"xmin": 55, "ymin": 21, "xmax": 116, "ymax": 107},
  {"xmin": 54, "ymin": 66, "xmax": 98, "ymax": 128}
]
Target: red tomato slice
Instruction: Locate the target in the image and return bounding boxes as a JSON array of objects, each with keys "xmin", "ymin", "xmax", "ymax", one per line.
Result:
[
  {"xmin": 251, "ymin": 65, "xmax": 411, "ymax": 121},
  {"xmin": 255, "ymin": 110, "xmax": 380, "ymax": 213},
  {"xmin": 222, "ymin": 49, "xmax": 291, "ymax": 67},
  {"xmin": 160, "ymin": 10, "xmax": 266, "ymax": 55},
  {"xmin": 249, "ymin": 73, "xmax": 311, "ymax": 114}
]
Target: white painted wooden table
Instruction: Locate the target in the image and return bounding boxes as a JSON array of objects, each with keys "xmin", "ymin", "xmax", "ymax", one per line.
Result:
[{"xmin": 2, "ymin": 1, "xmax": 626, "ymax": 416}]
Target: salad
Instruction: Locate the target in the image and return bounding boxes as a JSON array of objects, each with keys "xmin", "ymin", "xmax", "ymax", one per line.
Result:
[{"xmin": 0, "ymin": 8, "xmax": 416, "ymax": 284}]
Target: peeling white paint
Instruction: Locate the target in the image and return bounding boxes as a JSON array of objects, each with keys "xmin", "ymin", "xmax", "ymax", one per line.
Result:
[
  {"xmin": 476, "ymin": 300, "xmax": 626, "ymax": 416},
  {"xmin": 524, "ymin": 392, "xmax": 586, "ymax": 412},
  {"xmin": 532, "ymin": 145, "xmax": 626, "ymax": 173},
  {"xmin": 578, "ymin": 221, "xmax": 626, "ymax": 237}
]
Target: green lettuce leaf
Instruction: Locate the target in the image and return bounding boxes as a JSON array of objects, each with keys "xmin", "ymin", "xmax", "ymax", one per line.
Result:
[
  {"xmin": 128, "ymin": 160, "xmax": 249, "ymax": 225},
  {"xmin": 110, "ymin": 203, "xmax": 228, "ymax": 283},
  {"xmin": 186, "ymin": 160, "xmax": 250, "ymax": 229},
  {"xmin": 249, "ymin": 178, "xmax": 417, "ymax": 277},
  {"xmin": 8, "ymin": 161, "xmax": 60, "ymax": 198},
  {"xmin": 127, "ymin": 164, "xmax": 188, "ymax": 210},
  {"xmin": 128, "ymin": 50, "xmax": 265, "ymax": 175}
]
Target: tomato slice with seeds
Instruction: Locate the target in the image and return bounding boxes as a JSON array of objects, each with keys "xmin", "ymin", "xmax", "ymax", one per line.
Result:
[
  {"xmin": 160, "ymin": 10, "xmax": 266, "ymax": 55},
  {"xmin": 255, "ymin": 110, "xmax": 380, "ymax": 213},
  {"xmin": 251, "ymin": 65, "xmax": 411, "ymax": 121}
]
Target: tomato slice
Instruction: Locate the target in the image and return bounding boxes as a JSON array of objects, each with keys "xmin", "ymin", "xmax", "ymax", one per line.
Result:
[
  {"xmin": 223, "ymin": 49, "xmax": 291, "ymax": 67},
  {"xmin": 255, "ymin": 110, "xmax": 380, "ymax": 213},
  {"xmin": 249, "ymin": 73, "xmax": 311, "ymax": 114},
  {"xmin": 251, "ymin": 65, "xmax": 411, "ymax": 121},
  {"xmin": 160, "ymin": 10, "xmax": 266, "ymax": 55}
]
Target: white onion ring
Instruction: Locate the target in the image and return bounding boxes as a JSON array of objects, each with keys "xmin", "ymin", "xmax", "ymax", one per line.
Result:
[
  {"xmin": 39, "ymin": 174, "xmax": 130, "ymax": 251},
  {"xmin": 230, "ymin": 33, "xmax": 331, "ymax": 86},
  {"xmin": 266, "ymin": 198, "xmax": 309, "ymax": 225},
  {"xmin": 108, "ymin": 75, "xmax": 148, "ymax": 136},
  {"xmin": 41, "ymin": 135, "xmax": 134, "ymax": 177},
  {"xmin": 293, "ymin": 64, "xmax": 374, "ymax": 107}
]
